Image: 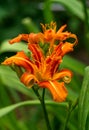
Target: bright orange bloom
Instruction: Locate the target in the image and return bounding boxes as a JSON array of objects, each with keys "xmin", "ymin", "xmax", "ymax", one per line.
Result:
[
  {"xmin": 2, "ymin": 22, "xmax": 78, "ymax": 102},
  {"xmin": 9, "ymin": 22, "xmax": 77, "ymax": 52}
]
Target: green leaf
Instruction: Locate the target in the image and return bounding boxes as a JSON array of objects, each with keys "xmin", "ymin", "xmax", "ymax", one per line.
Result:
[
  {"xmin": 0, "ymin": 40, "xmax": 28, "ymax": 54},
  {"xmin": 0, "ymin": 100, "xmax": 68, "ymax": 118},
  {"xmin": 51, "ymin": 0, "xmax": 84, "ymax": 20},
  {"xmin": 78, "ymin": 66, "xmax": 89, "ymax": 130},
  {"xmin": 0, "ymin": 65, "xmax": 36, "ymax": 98},
  {"xmin": 43, "ymin": 0, "xmax": 54, "ymax": 23},
  {"xmin": 61, "ymin": 55, "xmax": 86, "ymax": 75}
]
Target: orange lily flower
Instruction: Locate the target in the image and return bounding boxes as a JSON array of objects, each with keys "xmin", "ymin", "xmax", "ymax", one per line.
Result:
[
  {"xmin": 9, "ymin": 22, "xmax": 77, "ymax": 52},
  {"xmin": 2, "ymin": 22, "xmax": 78, "ymax": 102},
  {"xmin": 2, "ymin": 42, "xmax": 75, "ymax": 102}
]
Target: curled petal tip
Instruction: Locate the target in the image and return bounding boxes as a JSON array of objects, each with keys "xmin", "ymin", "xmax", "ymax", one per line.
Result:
[
  {"xmin": 20, "ymin": 72, "xmax": 38, "ymax": 88},
  {"xmin": 63, "ymin": 76, "xmax": 71, "ymax": 84}
]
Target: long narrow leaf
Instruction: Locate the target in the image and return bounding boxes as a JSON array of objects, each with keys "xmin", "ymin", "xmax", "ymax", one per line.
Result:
[
  {"xmin": 78, "ymin": 66, "xmax": 89, "ymax": 130},
  {"xmin": 0, "ymin": 40, "xmax": 28, "ymax": 54},
  {"xmin": 51, "ymin": 0, "xmax": 84, "ymax": 20},
  {"xmin": 43, "ymin": 0, "xmax": 54, "ymax": 23},
  {"xmin": 0, "ymin": 100, "xmax": 68, "ymax": 118},
  {"xmin": 0, "ymin": 65, "xmax": 36, "ymax": 98},
  {"xmin": 61, "ymin": 55, "xmax": 86, "ymax": 75}
]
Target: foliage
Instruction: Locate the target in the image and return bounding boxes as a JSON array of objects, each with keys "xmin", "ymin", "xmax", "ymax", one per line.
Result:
[{"xmin": 0, "ymin": 0, "xmax": 89, "ymax": 130}]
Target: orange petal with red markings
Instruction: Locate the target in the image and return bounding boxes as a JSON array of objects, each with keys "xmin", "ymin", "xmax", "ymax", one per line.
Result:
[
  {"xmin": 39, "ymin": 80, "xmax": 68, "ymax": 102},
  {"xmin": 2, "ymin": 51, "xmax": 35, "ymax": 72},
  {"xmin": 46, "ymin": 58, "xmax": 61, "ymax": 77},
  {"xmin": 28, "ymin": 44, "xmax": 44, "ymax": 67}
]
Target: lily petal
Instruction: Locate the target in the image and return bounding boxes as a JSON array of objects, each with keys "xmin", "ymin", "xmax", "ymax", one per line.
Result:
[
  {"xmin": 61, "ymin": 42, "xmax": 75, "ymax": 56},
  {"xmin": 28, "ymin": 44, "xmax": 44, "ymax": 67},
  {"xmin": 2, "ymin": 51, "xmax": 35, "ymax": 72},
  {"xmin": 46, "ymin": 58, "xmax": 61, "ymax": 77},
  {"xmin": 57, "ymin": 24, "xmax": 67, "ymax": 33},
  {"xmin": 61, "ymin": 34, "xmax": 78, "ymax": 56},
  {"xmin": 20, "ymin": 72, "xmax": 39, "ymax": 88},
  {"xmin": 28, "ymin": 33, "xmax": 44, "ymax": 44},
  {"xmin": 39, "ymin": 80, "xmax": 68, "ymax": 102},
  {"xmin": 9, "ymin": 34, "xmax": 29, "ymax": 44},
  {"xmin": 53, "ymin": 69, "xmax": 72, "ymax": 83}
]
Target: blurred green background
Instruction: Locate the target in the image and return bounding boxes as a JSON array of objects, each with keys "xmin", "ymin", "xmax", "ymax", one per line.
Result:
[{"xmin": 0, "ymin": 0, "xmax": 89, "ymax": 130}]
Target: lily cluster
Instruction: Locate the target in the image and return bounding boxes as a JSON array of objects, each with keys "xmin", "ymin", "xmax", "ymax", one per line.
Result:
[{"xmin": 2, "ymin": 22, "xmax": 78, "ymax": 102}]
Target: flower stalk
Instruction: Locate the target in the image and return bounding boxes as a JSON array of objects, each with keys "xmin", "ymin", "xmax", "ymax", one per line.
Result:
[
  {"xmin": 33, "ymin": 87, "xmax": 52, "ymax": 130},
  {"xmin": 63, "ymin": 99, "xmax": 78, "ymax": 130}
]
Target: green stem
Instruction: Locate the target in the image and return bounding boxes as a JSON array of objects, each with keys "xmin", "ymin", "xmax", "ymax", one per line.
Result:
[
  {"xmin": 63, "ymin": 99, "xmax": 78, "ymax": 130},
  {"xmin": 32, "ymin": 87, "xmax": 52, "ymax": 130},
  {"xmin": 41, "ymin": 88, "xmax": 52, "ymax": 130},
  {"xmin": 42, "ymin": 88, "xmax": 45, "ymax": 100}
]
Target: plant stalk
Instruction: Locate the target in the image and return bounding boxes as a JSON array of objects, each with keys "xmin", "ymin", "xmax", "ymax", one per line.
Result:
[{"xmin": 33, "ymin": 87, "xmax": 52, "ymax": 130}]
